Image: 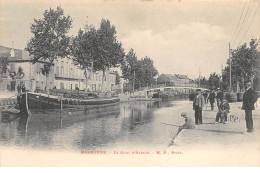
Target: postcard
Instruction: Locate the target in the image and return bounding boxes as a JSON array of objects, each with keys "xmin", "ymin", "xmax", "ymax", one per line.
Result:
[{"xmin": 0, "ymin": 0, "xmax": 260, "ymax": 167}]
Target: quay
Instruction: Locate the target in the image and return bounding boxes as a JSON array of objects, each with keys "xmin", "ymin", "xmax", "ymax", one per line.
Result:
[
  {"xmin": 167, "ymin": 99, "xmax": 260, "ymax": 148},
  {"xmin": 0, "ymin": 91, "xmax": 17, "ymax": 107}
]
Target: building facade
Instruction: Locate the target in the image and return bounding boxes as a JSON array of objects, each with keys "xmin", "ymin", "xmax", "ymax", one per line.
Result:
[
  {"xmin": 157, "ymin": 73, "xmax": 197, "ymax": 87},
  {"xmin": 0, "ymin": 45, "xmax": 52, "ymax": 92},
  {"xmin": 0, "ymin": 45, "xmax": 116, "ymax": 92}
]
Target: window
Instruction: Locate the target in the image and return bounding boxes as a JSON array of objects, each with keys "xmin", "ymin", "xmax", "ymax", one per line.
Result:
[
  {"xmin": 60, "ymin": 82, "xmax": 64, "ymax": 90},
  {"xmin": 71, "ymin": 68, "xmax": 74, "ymax": 77},
  {"xmin": 92, "ymin": 84, "xmax": 96, "ymax": 91},
  {"xmin": 61, "ymin": 61, "xmax": 64, "ymax": 76},
  {"xmin": 56, "ymin": 66, "xmax": 59, "ymax": 76},
  {"xmin": 61, "ymin": 67, "xmax": 64, "ymax": 76}
]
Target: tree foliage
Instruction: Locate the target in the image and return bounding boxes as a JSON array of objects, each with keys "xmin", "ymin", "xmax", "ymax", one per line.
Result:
[
  {"xmin": 0, "ymin": 57, "xmax": 9, "ymax": 74},
  {"xmin": 208, "ymin": 72, "xmax": 220, "ymax": 90},
  {"xmin": 26, "ymin": 6, "xmax": 72, "ymax": 64},
  {"xmin": 222, "ymin": 39, "xmax": 260, "ymax": 91},
  {"xmin": 114, "ymin": 71, "xmax": 121, "ymax": 85},
  {"xmin": 71, "ymin": 26, "xmax": 97, "ymax": 72},
  {"xmin": 136, "ymin": 56, "xmax": 158, "ymax": 87},
  {"xmin": 8, "ymin": 66, "xmax": 24, "ymax": 81},
  {"xmin": 71, "ymin": 19, "xmax": 125, "ymax": 91},
  {"xmin": 94, "ymin": 19, "xmax": 125, "ymax": 72},
  {"xmin": 41, "ymin": 64, "xmax": 51, "ymax": 76},
  {"xmin": 121, "ymin": 49, "xmax": 158, "ymax": 90},
  {"xmin": 194, "ymin": 77, "xmax": 209, "ymax": 89},
  {"xmin": 121, "ymin": 48, "xmax": 138, "ymax": 84}
]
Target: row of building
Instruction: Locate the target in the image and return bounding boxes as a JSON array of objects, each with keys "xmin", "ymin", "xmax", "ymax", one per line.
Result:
[
  {"xmin": 0, "ymin": 45, "xmax": 197, "ymax": 94},
  {"xmin": 157, "ymin": 73, "xmax": 197, "ymax": 87},
  {"xmin": 0, "ymin": 45, "xmax": 117, "ymax": 92}
]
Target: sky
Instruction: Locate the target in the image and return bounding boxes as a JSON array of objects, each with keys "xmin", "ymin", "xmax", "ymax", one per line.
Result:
[{"xmin": 1, "ymin": 0, "xmax": 260, "ymax": 79}]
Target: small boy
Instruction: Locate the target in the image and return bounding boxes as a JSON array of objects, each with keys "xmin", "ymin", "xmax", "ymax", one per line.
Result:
[
  {"xmin": 180, "ymin": 112, "xmax": 195, "ymax": 130},
  {"xmin": 216, "ymin": 98, "xmax": 230, "ymax": 124},
  {"xmin": 169, "ymin": 112, "xmax": 195, "ymax": 145}
]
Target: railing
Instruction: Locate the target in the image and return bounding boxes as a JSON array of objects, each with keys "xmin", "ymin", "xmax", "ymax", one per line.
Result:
[{"xmin": 0, "ymin": 97, "xmax": 17, "ymax": 106}]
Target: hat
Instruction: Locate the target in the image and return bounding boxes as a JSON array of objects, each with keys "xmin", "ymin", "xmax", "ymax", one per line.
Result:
[
  {"xmin": 181, "ymin": 112, "xmax": 187, "ymax": 117},
  {"xmin": 217, "ymin": 88, "xmax": 220, "ymax": 90}
]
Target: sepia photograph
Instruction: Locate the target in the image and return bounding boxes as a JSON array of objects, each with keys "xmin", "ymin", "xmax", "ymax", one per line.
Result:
[{"xmin": 0, "ymin": 0, "xmax": 260, "ymax": 167}]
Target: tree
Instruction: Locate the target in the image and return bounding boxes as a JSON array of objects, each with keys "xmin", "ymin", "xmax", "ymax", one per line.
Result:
[
  {"xmin": 94, "ymin": 19, "xmax": 125, "ymax": 91},
  {"xmin": 26, "ymin": 6, "xmax": 72, "ymax": 92},
  {"xmin": 121, "ymin": 49, "xmax": 158, "ymax": 90},
  {"xmin": 136, "ymin": 56, "xmax": 158, "ymax": 88},
  {"xmin": 41, "ymin": 64, "xmax": 51, "ymax": 90},
  {"xmin": 8, "ymin": 66, "xmax": 25, "ymax": 87},
  {"xmin": 115, "ymin": 71, "xmax": 121, "ymax": 85},
  {"xmin": 222, "ymin": 39, "xmax": 260, "ymax": 91},
  {"xmin": 194, "ymin": 76, "xmax": 209, "ymax": 88},
  {"xmin": 121, "ymin": 48, "xmax": 138, "ymax": 85},
  {"xmin": 72, "ymin": 19, "xmax": 125, "ymax": 91},
  {"xmin": 0, "ymin": 57, "xmax": 9, "ymax": 75},
  {"xmin": 208, "ymin": 72, "xmax": 220, "ymax": 90},
  {"xmin": 26, "ymin": 6, "xmax": 72, "ymax": 64},
  {"xmin": 71, "ymin": 26, "xmax": 98, "ymax": 89}
]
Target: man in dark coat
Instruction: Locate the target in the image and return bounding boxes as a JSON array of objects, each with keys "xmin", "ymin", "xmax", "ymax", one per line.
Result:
[
  {"xmin": 216, "ymin": 88, "xmax": 223, "ymax": 110},
  {"xmin": 21, "ymin": 85, "xmax": 26, "ymax": 92},
  {"xmin": 242, "ymin": 81, "xmax": 258, "ymax": 133},
  {"xmin": 216, "ymin": 98, "xmax": 230, "ymax": 123},
  {"xmin": 208, "ymin": 90, "xmax": 216, "ymax": 110},
  {"xmin": 193, "ymin": 89, "xmax": 205, "ymax": 125}
]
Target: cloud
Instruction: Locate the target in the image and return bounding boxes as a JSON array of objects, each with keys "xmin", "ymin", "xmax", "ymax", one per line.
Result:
[{"xmin": 120, "ymin": 22, "xmax": 231, "ymax": 79}]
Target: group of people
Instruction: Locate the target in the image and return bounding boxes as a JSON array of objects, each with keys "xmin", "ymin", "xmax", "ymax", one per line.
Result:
[
  {"xmin": 202, "ymin": 88, "xmax": 224, "ymax": 111},
  {"xmin": 17, "ymin": 84, "xmax": 26, "ymax": 95},
  {"xmin": 188, "ymin": 81, "xmax": 258, "ymax": 133}
]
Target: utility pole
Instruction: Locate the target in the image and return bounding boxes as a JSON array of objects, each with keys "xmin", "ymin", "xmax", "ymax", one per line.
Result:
[
  {"xmin": 229, "ymin": 42, "xmax": 232, "ymax": 92},
  {"xmin": 220, "ymin": 64, "xmax": 223, "ymax": 90},
  {"xmin": 199, "ymin": 67, "xmax": 201, "ymax": 88},
  {"xmin": 133, "ymin": 71, "xmax": 135, "ymax": 94}
]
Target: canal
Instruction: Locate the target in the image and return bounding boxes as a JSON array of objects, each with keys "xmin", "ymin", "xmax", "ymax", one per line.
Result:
[{"xmin": 0, "ymin": 100, "xmax": 192, "ymax": 151}]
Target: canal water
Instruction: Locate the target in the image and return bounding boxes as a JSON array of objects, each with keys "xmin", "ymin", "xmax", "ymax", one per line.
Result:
[{"xmin": 0, "ymin": 100, "xmax": 192, "ymax": 151}]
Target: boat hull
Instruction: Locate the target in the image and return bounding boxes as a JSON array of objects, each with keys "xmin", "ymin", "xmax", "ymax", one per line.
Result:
[
  {"xmin": 18, "ymin": 92, "xmax": 120, "ymax": 116},
  {"xmin": 26, "ymin": 92, "xmax": 120, "ymax": 110}
]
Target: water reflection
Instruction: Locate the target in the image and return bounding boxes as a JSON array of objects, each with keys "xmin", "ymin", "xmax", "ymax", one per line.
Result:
[{"xmin": 0, "ymin": 100, "xmax": 185, "ymax": 151}]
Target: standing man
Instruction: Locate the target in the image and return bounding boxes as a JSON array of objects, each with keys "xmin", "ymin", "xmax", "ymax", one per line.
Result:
[
  {"xmin": 216, "ymin": 88, "xmax": 223, "ymax": 110},
  {"xmin": 242, "ymin": 81, "xmax": 258, "ymax": 133},
  {"xmin": 208, "ymin": 90, "xmax": 216, "ymax": 110},
  {"xmin": 21, "ymin": 84, "xmax": 26, "ymax": 93},
  {"xmin": 193, "ymin": 89, "xmax": 205, "ymax": 125}
]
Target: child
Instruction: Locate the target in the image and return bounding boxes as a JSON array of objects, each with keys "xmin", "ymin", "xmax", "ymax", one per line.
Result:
[
  {"xmin": 180, "ymin": 112, "xmax": 195, "ymax": 130},
  {"xmin": 169, "ymin": 112, "xmax": 195, "ymax": 146}
]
